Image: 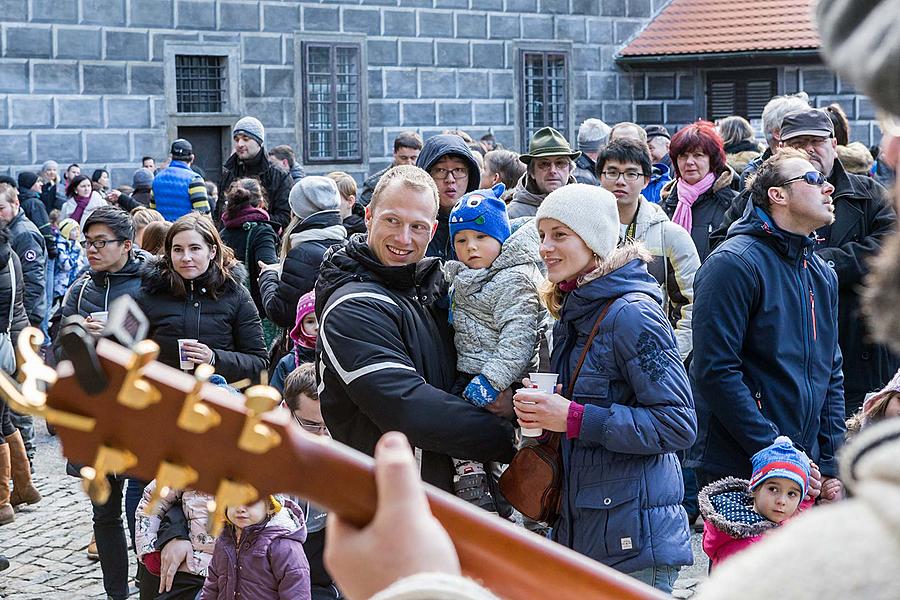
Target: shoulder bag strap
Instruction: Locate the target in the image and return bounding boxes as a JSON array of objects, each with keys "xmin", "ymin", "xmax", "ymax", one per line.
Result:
[
  {"xmin": 6, "ymin": 256, "xmax": 15, "ymax": 334},
  {"xmin": 566, "ymin": 300, "xmax": 613, "ymax": 398}
]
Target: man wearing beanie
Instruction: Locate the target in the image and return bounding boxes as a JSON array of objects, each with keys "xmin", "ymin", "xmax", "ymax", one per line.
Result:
[
  {"xmin": 219, "ymin": 116, "xmax": 293, "ymax": 232},
  {"xmin": 151, "ymin": 138, "xmax": 210, "ymax": 222},
  {"xmin": 573, "ymin": 118, "xmax": 610, "ymax": 186},
  {"xmin": 131, "ymin": 168, "xmax": 154, "ymax": 207},
  {"xmin": 258, "ymin": 176, "xmax": 347, "ymax": 330},
  {"xmin": 508, "ymin": 127, "xmax": 580, "ymax": 219}
]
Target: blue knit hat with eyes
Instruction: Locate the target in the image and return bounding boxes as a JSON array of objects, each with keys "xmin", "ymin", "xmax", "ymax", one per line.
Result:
[{"xmin": 449, "ymin": 183, "xmax": 510, "ymax": 246}]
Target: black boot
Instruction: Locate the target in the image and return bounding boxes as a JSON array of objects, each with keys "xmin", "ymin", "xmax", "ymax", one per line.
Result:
[{"xmin": 0, "ymin": 554, "xmax": 9, "ymax": 571}]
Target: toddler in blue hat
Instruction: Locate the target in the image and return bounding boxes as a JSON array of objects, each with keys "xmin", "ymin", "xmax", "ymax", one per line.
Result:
[{"xmin": 444, "ymin": 183, "xmax": 547, "ymax": 511}]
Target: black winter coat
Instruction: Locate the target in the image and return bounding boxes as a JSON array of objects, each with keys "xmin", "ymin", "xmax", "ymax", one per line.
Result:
[
  {"xmin": 315, "ymin": 237, "xmax": 516, "ymax": 491},
  {"xmin": 661, "ymin": 171, "xmax": 737, "ymax": 262},
  {"xmin": 219, "ymin": 149, "xmax": 293, "ymax": 233},
  {"xmin": 136, "ymin": 263, "xmax": 268, "ymax": 383},
  {"xmin": 18, "ymin": 189, "xmax": 55, "ymax": 259},
  {"xmin": 8, "ymin": 208, "xmax": 46, "ymax": 326},
  {"xmin": 258, "ymin": 211, "xmax": 347, "ymax": 329},
  {"xmin": 219, "ymin": 220, "xmax": 279, "ymax": 314},
  {"xmin": 0, "ymin": 241, "xmax": 30, "ymax": 345}
]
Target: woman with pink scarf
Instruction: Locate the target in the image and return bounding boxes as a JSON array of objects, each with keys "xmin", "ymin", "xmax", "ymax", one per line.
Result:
[{"xmin": 661, "ymin": 121, "xmax": 737, "ymax": 261}]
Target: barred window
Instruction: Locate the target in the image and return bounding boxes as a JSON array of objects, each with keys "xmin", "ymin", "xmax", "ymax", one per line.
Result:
[
  {"xmin": 521, "ymin": 51, "xmax": 569, "ymax": 142},
  {"xmin": 302, "ymin": 43, "xmax": 362, "ymax": 163},
  {"xmin": 707, "ymin": 69, "xmax": 777, "ymax": 121},
  {"xmin": 175, "ymin": 55, "xmax": 226, "ymax": 113}
]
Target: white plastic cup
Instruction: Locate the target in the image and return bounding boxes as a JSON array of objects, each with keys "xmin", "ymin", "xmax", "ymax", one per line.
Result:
[
  {"xmin": 89, "ymin": 311, "xmax": 109, "ymax": 323},
  {"xmin": 521, "ymin": 372, "xmax": 559, "ymax": 437},
  {"xmin": 178, "ymin": 339, "xmax": 198, "ymax": 371}
]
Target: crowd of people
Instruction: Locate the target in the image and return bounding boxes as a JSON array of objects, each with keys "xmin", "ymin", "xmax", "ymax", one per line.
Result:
[{"xmin": 1, "ymin": 28, "xmax": 899, "ymax": 597}]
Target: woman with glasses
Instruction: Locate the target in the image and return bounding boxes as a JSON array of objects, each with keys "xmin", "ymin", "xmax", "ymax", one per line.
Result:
[
  {"xmin": 136, "ymin": 212, "xmax": 267, "ymax": 383},
  {"xmin": 661, "ymin": 120, "xmax": 738, "ymax": 262},
  {"xmin": 61, "ymin": 174, "xmax": 107, "ymax": 229}
]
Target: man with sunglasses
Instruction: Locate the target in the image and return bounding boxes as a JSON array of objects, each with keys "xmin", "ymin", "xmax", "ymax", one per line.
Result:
[{"xmin": 689, "ymin": 149, "xmax": 846, "ymax": 502}]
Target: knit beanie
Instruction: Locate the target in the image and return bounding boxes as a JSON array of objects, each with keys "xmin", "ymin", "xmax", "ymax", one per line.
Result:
[
  {"xmin": 232, "ymin": 116, "xmax": 265, "ymax": 146},
  {"xmin": 41, "ymin": 160, "xmax": 58, "ymax": 173},
  {"xmin": 59, "ymin": 218, "xmax": 80, "ymax": 240},
  {"xmin": 289, "ymin": 176, "xmax": 341, "ymax": 221},
  {"xmin": 749, "ymin": 436, "xmax": 810, "ymax": 497},
  {"xmin": 17, "ymin": 171, "xmax": 39, "ymax": 191},
  {"xmin": 534, "ymin": 183, "xmax": 619, "ymax": 260},
  {"xmin": 132, "ymin": 168, "xmax": 154, "ymax": 189},
  {"xmin": 449, "ymin": 183, "xmax": 510, "ymax": 246},
  {"xmin": 290, "ymin": 290, "xmax": 317, "ymax": 350}
]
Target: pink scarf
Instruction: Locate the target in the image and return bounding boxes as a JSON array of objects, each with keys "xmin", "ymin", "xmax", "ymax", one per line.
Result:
[{"xmin": 672, "ymin": 172, "xmax": 716, "ymax": 233}]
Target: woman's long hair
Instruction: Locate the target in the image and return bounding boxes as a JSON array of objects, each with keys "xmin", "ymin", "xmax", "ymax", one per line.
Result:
[
  {"xmin": 141, "ymin": 220, "xmax": 171, "ymax": 256},
  {"xmin": 223, "ymin": 178, "xmax": 268, "ymax": 221},
  {"xmin": 158, "ymin": 213, "xmax": 238, "ymax": 299}
]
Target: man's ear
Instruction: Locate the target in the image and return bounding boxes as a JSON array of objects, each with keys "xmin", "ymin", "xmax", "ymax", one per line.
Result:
[{"xmin": 768, "ymin": 185, "xmax": 788, "ymax": 207}]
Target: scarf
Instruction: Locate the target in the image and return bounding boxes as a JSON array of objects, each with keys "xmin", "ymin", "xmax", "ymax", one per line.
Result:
[
  {"xmin": 221, "ymin": 205, "xmax": 270, "ymax": 229},
  {"xmin": 69, "ymin": 195, "xmax": 92, "ymax": 223},
  {"xmin": 672, "ymin": 172, "xmax": 716, "ymax": 233}
]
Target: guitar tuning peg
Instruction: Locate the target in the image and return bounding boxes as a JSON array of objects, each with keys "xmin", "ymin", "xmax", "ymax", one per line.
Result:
[
  {"xmin": 177, "ymin": 364, "xmax": 221, "ymax": 433},
  {"xmin": 144, "ymin": 461, "xmax": 199, "ymax": 516},
  {"xmin": 238, "ymin": 384, "xmax": 282, "ymax": 455},
  {"xmin": 117, "ymin": 340, "xmax": 162, "ymax": 410},
  {"xmin": 207, "ymin": 479, "xmax": 259, "ymax": 537},
  {"xmin": 80, "ymin": 446, "xmax": 137, "ymax": 505}
]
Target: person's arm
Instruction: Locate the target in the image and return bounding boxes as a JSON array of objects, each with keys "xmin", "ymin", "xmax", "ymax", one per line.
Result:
[
  {"xmin": 260, "ymin": 246, "xmax": 316, "ymax": 329},
  {"xmin": 8, "ymin": 254, "xmax": 30, "ymax": 347},
  {"xmin": 816, "ymin": 181, "xmax": 895, "ymax": 287},
  {"xmin": 212, "ymin": 287, "xmax": 268, "ymax": 382},
  {"xmin": 189, "ymin": 175, "xmax": 210, "ymax": 214},
  {"xmin": 319, "ymin": 292, "xmax": 515, "ymax": 463},
  {"xmin": 575, "ymin": 299, "xmax": 696, "ymax": 454},
  {"xmin": 817, "ymin": 279, "xmax": 846, "ymax": 478},
  {"xmin": 692, "ymin": 251, "xmax": 779, "ymax": 455},
  {"xmin": 134, "ymin": 481, "xmax": 173, "ymax": 559},
  {"xmin": 270, "ymin": 539, "xmax": 312, "ymax": 600},
  {"xmin": 253, "ymin": 225, "xmax": 279, "ymax": 266},
  {"xmin": 268, "ymin": 170, "xmax": 294, "ymax": 232},
  {"xmin": 17, "ymin": 235, "xmax": 46, "ymax": 326},
  {"xmin": 664, "ymin": 222, "xmax": 701, "ymax": 360}
]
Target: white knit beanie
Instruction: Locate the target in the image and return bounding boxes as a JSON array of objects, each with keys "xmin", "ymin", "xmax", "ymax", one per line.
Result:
[{"xmin": 535, "ymin": 183, "xmax": 620, "ymax": 259}]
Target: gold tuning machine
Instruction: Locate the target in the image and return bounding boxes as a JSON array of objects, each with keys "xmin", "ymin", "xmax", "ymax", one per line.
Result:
[
  {"xmin": 117, "ymin": 340, "xmax": 162, "ymax": 410},
  {"xmin": 144, "ymin": 461, "xmax": 199, "ymax": 516},
  {"xmin": 238, "ymin": 385, "xmax": 282, "ymax": 454},
  {"xmin": 177, "ymin": 364, "xmax": 221, "ymax": 433},
  {"xmin": 80, "ymin": 446, "xmax": 138, "ymax": 505},
  {"xmin": 207, "ymin": 480, "xmax": 259, "ymax": 537}
]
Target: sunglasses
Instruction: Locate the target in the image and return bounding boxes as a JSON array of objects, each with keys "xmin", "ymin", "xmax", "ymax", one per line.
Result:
[{"xmin": 778, "ymin": 171, "xmax": 827, "ymax": 188}]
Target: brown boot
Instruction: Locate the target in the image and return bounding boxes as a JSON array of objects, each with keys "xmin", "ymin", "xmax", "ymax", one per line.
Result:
[
  {"xmin": 7, "ymin": 430, "xmax": 40, "ymax": 506},
  {"xmin": 0, "ymin": 444, "xmax": 13, "ymax": 524}
]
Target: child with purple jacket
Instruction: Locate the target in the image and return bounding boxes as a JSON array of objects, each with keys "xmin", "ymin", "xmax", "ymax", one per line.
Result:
[{"xmin": 200, "ymin": 495, "xmax": 311, "ymax": 600}]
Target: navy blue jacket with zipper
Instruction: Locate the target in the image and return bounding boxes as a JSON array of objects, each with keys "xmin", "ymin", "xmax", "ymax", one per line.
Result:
[{"xmin": 687, "ymin": 206, "xmax": 845, "ymax": 478}]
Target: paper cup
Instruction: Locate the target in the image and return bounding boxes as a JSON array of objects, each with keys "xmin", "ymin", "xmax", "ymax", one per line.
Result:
[
  {"xmin": 520, "ymin": 372, "xmax": 559, "ymax": 437},
  {"xmin": 178, "ymin": 339, "xmax": 198, "ymax": 371},
  {"xmin": 89, "ymin": 311, "xmax": 109, "ymax": 323}
]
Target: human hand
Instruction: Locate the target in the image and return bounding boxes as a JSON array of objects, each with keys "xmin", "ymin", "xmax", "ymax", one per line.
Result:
[
  {"xmin": 484, "ymin": 387, "xmax": 514, "ymax": 419},
  {"xmin": 513, "ymin": 381, "xmax": 569, "ymax": 433},
  {"xmin": 83, "ymin": 316, "xmax": 105, "ymax": 336},
  {"xmin": 158, "ymin": 538, "xmax": 192, "ymax": 593},
  {"xmin": 257, "ymin": 260, "xmax": 281, "ymax": 275},
  {"xmin": 806, "ymin": 461, "xmax": 822, "ymax": 500},
  {"xmin": 181, "ymin": 341, "xmax": 214, "ymax": 365},
  {"xmin": 325, "ymin": 432, "xmax": 460, "ymax": 600},
  {"xmin": 107, "ymin": 189, "xmax": 121, "ymax": 203},
  {"xmin": 819, "ymin": 476, "xmax": 844, "ymax": 503}
]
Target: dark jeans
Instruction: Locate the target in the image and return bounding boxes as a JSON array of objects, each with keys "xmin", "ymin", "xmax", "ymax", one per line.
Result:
[
  {"xmin": 8, "ymin": 410, "xmax": 34, "ymax": 459},
  {"xmin": 695, "ymin": 469, "xmax": 734, "ymax": 491},
  {"xmin": 125, "ymin": 478, "xmax": 148, "ymax": 549},
  {"xmin": 138, "ymin": 568, "xmax": 204, "ymax": 600},
  {"xmin": 678, "ymin": 451, "xmax": 699, "ymax": 520},
  {"xmin": 0, "ymin": 399, "xmax": 16, "ymax": 440},
  {"xmin": 93, "ymin": 475, "xmax": 129, "ymax": 600}
]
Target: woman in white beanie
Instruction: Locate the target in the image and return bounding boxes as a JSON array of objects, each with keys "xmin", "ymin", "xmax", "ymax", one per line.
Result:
[
  {"xmin": 512, "ymin": 183, "xmax": 696, "ymax": 592},
  {"xmin": 258, "ymin": 176, "xmax": 347, "ymax": 330}
]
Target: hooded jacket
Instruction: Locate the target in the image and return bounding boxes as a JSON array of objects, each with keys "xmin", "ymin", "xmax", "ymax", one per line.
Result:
[
  {"xmin": 59, "ymin": 251, "xmax": 148, "ymax": 319},
  {"xmin": 315, "ymin": 236, "xmax": 516, "ymax": 490},
  {"xmin": 507, "ymin": 172, "xmax": 578, "ymax": 219},
  {"xmin": 625, "ymin": 198, "xmax": 699, "ymax": 360},
  {"xmin": 661, "ymin": 170, "xmax": 737, "ymax": 262},
  {"xmin": 136, "ymin": 261, "xmax": 268, "ymax": 382},
  {"xmin": 444, "ymin": 218, "xmax": 547, "ymax": 391},
  {"xmin": 220, "ymin": 148, "xmax": 293, "ymax": 232},
  {"xmin": 219, "ymin": 210, "xmax": 280, "ymax": 314},
  {"xmin": 688, "ymin": 206, "xmax": 845, "ymax": 479},
  {"xmin": 17, "ymin": 187, "xmax": 55, "ymax": 258},
  {"xmin": 7, "ymin": 207, "xmax": 46, "ymax": 326},
  {"xmin": 258, "ymin": 210, "xmax": 347, "ymax": 329},
  {"xmin": 550, "ymin": 247, "xmax": 696, "ymax": 573},
  {"xmin": 416, "ymin": 135, "xmax": 481, "ymax": 260},
  {"xmin": 201, "ymin": 499, "xmax": 311, "ymax": 600},
  {"xmin": 641, "ymin": 163, "xmax": 672, "ymax": 205}
]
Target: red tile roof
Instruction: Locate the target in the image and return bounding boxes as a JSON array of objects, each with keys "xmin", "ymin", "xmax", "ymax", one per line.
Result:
[{"xmin": 619, "ymin": 0, "xmax": 821, "ymax": 57}]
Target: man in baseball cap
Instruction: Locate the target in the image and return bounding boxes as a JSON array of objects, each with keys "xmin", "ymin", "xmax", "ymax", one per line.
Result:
[{"xmin": 150, "ymin": 138, "xmax": 210, "ymax": 221}]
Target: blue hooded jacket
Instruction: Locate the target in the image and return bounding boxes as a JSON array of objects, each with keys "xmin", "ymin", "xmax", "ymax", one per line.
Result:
[
  {"xmin": 641, "ymin": 162, "xmax": 672, "ymax": 204},
  {"xmin": 687, "ymin": 206, "xmax": 845, "ymax": 478},
  {"xmin": 551, "ymin": 253, "xmax": 696, "ymax": 573}
]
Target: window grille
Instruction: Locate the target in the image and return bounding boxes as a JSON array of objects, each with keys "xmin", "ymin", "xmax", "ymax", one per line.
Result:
[
  {"xmin": 522, "ymin": 51, "xmax": 569, "ymax": 143},
  {"xmin": 302, "ymin": 43, "xmax": 362, "ymax": 163},
  {"xmin": 706, "ymin": 69, "xmax": 777, "ymax": 121},
  {"xmin": 175, "ymin": 55, "xmax": 226, "ymax": 114}
]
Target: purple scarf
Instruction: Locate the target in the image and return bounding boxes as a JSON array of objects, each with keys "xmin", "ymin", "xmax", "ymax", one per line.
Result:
[
  {"xmin": 221, "ymin": 205, "xmax": 270, "ymax": 229},
  {"xmin": 672, "ymin": 172, "xmax": 716, "ymax": 233},
  {"xmin": 69, "ymin": 195, "xmax": 92, "ymax": 224}
]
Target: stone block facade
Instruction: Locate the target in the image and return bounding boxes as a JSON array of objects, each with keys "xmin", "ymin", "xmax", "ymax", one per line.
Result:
[{"xmin": 0, "ymin": 0, "xmax": 880, "ymax": 184}]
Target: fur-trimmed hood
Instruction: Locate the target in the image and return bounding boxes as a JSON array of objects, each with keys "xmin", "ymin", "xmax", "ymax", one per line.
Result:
[{"xmin": 699, "ymin": 476, "xmax": 776, "ymax": 539}]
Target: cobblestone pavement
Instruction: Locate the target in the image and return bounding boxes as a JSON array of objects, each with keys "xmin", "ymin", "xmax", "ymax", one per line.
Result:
[{"xmin": 0, "ymin": 418, "xmax": 708, "ymax": 599}]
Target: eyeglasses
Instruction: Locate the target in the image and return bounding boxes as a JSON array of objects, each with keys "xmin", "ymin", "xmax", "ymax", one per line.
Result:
[
  {"xmin": 294, "ymin": 414, "xmax": 328, "ymax": 434},
  {"xmin": 431, "ymin": 167, "xmax": 468, "ymax": 180},
  {"xmin": 80, "ymin": 238, "xmax": 125, "ymax": 249},
  {"xmin": 600, "ymin": 170, "xmax": 644, "ymax": 182},
  {"xmin": 778, "ymin": 171, "xmax": 827, "ymax": 188}
]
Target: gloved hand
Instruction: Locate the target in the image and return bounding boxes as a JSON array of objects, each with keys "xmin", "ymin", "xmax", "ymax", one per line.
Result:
[{"xmin": 463, "ymin": 374, "xmax": 500, "ymax": 407}]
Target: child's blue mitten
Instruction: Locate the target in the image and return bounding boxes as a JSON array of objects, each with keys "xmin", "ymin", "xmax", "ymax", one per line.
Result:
[{"xmin": 464, "ymin": 374, "xmax": 500, "ymax": 407}]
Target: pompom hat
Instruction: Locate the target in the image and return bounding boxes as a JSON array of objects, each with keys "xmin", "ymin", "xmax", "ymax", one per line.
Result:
[
  {"xmin": 449, "ymin": 183, "xmax": 510, "ymax": 246},
  {"xmin": 535, "ymin": 183, "xmax": 620, "ymax": 260},
  {"xmin": 749, "ymin": 436, "xmax": 811, "ymax": 497}
]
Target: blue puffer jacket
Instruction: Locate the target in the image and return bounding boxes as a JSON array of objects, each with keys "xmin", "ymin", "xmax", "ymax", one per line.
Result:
[
  {"xmin": 151, "ymin": 160, "xmax": 204, "ymax": 222},
  {"xmin": 551, "ymin": 249, "xmax": 696, "ymax": 574},
  {"xmin": 687, "ymin": 206, "xmax": 845, "ymax": 478}
]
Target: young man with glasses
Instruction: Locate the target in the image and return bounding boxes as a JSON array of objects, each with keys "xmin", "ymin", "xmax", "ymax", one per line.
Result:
[{"xmin": 689, "ymin": 149, "xmax": 845, "ymax": 503}]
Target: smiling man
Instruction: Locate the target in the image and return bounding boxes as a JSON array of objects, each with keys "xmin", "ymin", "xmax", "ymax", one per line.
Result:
[
  {"xmin": 689, "ymin": 149, "xmax": 846, "ymax": 500},
  {"xmin": 315, "ymin": 165, "xmax": 515, "ymax": 491}
]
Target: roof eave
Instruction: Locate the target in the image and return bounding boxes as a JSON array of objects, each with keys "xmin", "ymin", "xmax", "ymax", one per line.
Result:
[{"xmin": 616, "ymin": 48, "xmax": 822, "ymax": 68}]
